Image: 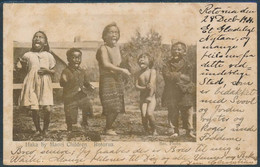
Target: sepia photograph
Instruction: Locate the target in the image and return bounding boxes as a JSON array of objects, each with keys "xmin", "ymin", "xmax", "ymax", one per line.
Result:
[
  {"xmin": 12, "ymin": 4, "xmax": 197, "ymax": 142},
  {"xmin": 3, "ymin": 2, "xmax": 257, "ymax": 165}
]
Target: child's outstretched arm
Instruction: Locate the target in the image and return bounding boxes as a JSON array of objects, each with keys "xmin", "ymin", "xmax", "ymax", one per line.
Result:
[{"xmin": 99, "ymin": 46, "xmax": 131, "ymax": 76}]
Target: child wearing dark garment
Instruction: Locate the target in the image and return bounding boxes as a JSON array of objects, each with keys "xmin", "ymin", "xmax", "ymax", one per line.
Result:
[
  {"xmin": 162, "ymin": 41, "xmax": 195, "ymax": 138},
  {"xmin": 60, "ymin": 48, "xmax": 94, "ymax": 132}
]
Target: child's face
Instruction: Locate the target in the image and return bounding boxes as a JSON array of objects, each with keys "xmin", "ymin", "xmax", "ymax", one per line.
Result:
[
  {"xmin": 138, "ymin": 55, "xmax": 150, "ymax": 70},
  {"xmin": 171, "ymin": 44, "xmax": 186, "ymax": 61},
  {"xmin": 68, "ymin": 51, "xmax": 82, "ymax": 68},
  {"xmin": 32, "ymin": 32, "xmax": 47, "ymax": 52},
  {"xmin": 104, "ymin": 26, "xmax": 119, "ymax": 46}
]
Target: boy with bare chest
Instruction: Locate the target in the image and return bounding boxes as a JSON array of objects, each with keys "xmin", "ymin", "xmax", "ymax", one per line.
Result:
[{"xmin": 136, "ymin": 53, "xmax": 158, "ymax": 135}]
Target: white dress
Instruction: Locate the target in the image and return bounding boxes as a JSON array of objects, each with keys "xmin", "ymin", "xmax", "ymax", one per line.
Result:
[{"xmin": 19, "ymin": 51, "xmax": 56, "ymax": 109}]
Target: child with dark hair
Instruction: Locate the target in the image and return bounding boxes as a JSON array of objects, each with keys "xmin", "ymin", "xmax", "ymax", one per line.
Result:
[
  {"xmin": 16, "ymin": 31, "xmax": 56, "ymax": 135},
  {"xmin": 96, "ymin": 22, "xmax": 131, "ymax": 136},
  {"xmin": 60, "ymin": 48, "xmax": 94, "ymax": 132},
  {"xmin": 135, "ymin": 53, "xmax": 158, "ymax": 135},
  {"xmin": 162, "ymin": 40, "xmax": 195, "ymax": 138}
]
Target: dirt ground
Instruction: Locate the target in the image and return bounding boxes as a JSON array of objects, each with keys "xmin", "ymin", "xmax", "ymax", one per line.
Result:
[{"xmin": 13, "ymin": 101, "xmax": 196, "ymax": 142}]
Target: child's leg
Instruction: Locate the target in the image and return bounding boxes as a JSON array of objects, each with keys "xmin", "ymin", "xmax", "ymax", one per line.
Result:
[
  {"xmin": 146, "ymin": 97, "xmax": 157, "ymax": 135},
  {"xmin": 88, "ymin": 99, "xmax": 94, "ymax": 117},
  {"xmin": 79, "ymin": 97, "xmax": 91, "ymax": 127},
  {"xmin": 167, "ymin": 107, "xmax": 174, "ymax": 128},
  {"xmin": 146, "ymin": 87, "xmax": 155, "ymax": 102},
  {"xmin": 70, "ymin": 103, "xmax": 79, "ymax": 125},
  {"xmin": 42, "ymin": 105, "xmax": 52, "ymax": 133},
  {"xmin": 31, "ymin": 109, "xmax": 41, "ymax": 133},
  {"xmin": 81, "ymin": 107, "xmax": 90, "ymax": 127},
  {"xmin": 180, "ymin": 106, "xmax": 195, "ymax": 137},
  {"xmin": 140, "ymin": 102, "xmax": 149, "ymax": 132},
  {"xmin": 64, "ymin": 101, "xmax": 78, "ymax": 131},
  {"xmin": 167, "ymin": 105, "xmax": 180, "ymax": 135},
  {"xmin": 64, "ymin": 104, "xmax": 72, "ymax": 131},
  {"xmin": 105, "ymin": 111, "xmax": 118, "ymax": 131}
]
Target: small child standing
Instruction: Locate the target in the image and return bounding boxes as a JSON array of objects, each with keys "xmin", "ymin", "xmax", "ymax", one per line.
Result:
[
  {"xmin": 17, "ymin": 31, "xmax": 56, "ymax": 135},
  {"xmin": 162, "ymin": 41, "xmax": 195, "ymax": 138},
  {"xmin": 60, "ymin": 48, "xmax": 94, "ymax": 132},
  {"xmin": 135, "ymin": 53, "xmax": 158, "ymax": 135}
]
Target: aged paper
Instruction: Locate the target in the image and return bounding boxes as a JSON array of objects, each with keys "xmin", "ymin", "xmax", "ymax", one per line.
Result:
[{"xmin": 3, "ymin": 3, "xmax": 257, "ymax": 165}]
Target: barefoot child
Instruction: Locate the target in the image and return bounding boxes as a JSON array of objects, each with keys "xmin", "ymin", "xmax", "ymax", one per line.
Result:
[
  {"xmin": 60, "ymin": 48, "xmax": 94, "ymax": 132},
  {"xmin": 162, "ymin": 41, "xmax": 195, "ymax": 138},
  {"xmin": 96, "ymin": 23, "xmax": 131, "ymax": 135},
  {"xmin": 136, "ymin": 53, "xmax": 158, "ymax": 135},
  {"xmin": 17, "ymin": 31, "xmax": 56, "ymax": 135}
]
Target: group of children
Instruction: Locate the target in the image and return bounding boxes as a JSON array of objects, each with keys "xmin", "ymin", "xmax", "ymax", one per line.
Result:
[
  {"xmin": 17, "ymin": 31, "xmax": 94, "ymax": 135},
  {"xmin": 136, "ymin": 42, "xmax": 195, "ymax": 138},
  {"xmin": 16, "ymin": 30, "xmax": 195, "ymax": 138}
]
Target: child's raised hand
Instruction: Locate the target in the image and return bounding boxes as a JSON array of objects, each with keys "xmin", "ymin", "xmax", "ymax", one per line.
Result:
[
  {"xmin": 16, "ymin": 61, "xmax": 22, "ymax": 69},
  {"xmin": 16, "ymin": 58, "xmax": 27, "ymax": 69}
]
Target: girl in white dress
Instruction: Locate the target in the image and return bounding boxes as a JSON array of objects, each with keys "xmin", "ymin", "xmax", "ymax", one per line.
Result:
[{"xmin": 17, "ymin": 31, "xmax": 56, "ymax": 135}]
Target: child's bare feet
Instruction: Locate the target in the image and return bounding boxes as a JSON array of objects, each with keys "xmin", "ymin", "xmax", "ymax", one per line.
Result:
[
  {"xmin": 33, "ymin": 131, "xmax": 41, "ymax": 136},
  {"xmin": 152, "ymin": 130, "xmax": 158, "ymax": 136},
  {"xmin": 171, "ymin": 133, "xmax": 179, "ymax": 137},
  {"xmin": 168, "ymin": 128, "xmax": 175, "ymax": 135},
  {"xmin": 105, "ymin": 129, "xmax": 117, "ymax": 136},
  {"xmin": 169, "ymin": 128, "xmax": 179, "ymax": 137},
  {"xmin": 67, "ymin": 125, "xmax": 72, "ymax": 133},
  {"xmin": 41, "ymin": 130, "xmax": 49, "ymax": 136},
  {"xmin": 81, "ymin": 123, "xmax": 88, "ymax": 131},
  {"xmin": 186, "ymin": 130, "xmax": 196, "ymax": 138}
]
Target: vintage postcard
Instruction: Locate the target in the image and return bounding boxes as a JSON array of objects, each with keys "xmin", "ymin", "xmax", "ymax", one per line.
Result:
[{"xmin": 3, "ymin": 2, "xmax": 257, "ymax": 165}]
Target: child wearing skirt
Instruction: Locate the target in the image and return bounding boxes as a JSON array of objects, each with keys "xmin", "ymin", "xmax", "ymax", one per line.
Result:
[{"xmin": 96, "ymin": 22, "xmax": 131, "ymax": 135}]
